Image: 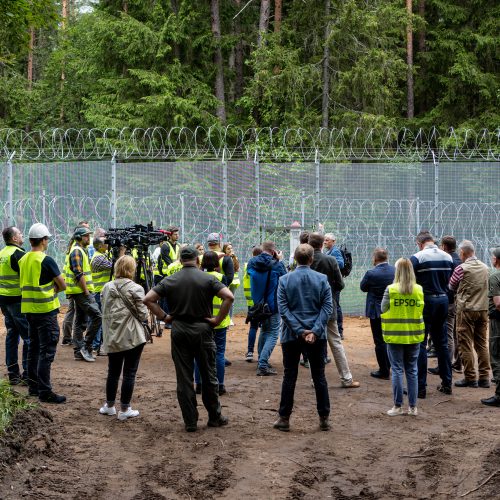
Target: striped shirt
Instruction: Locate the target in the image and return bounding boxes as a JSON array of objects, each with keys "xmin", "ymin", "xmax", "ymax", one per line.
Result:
[{"xmin": 410, "ymin": 244, "xmax": 453, "ymax": 296}]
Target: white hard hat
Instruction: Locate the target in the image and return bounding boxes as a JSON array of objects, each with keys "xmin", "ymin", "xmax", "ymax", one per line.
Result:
[{"xmin": 28, "ymin": 223, "xmax": 52, "ymax": 239}]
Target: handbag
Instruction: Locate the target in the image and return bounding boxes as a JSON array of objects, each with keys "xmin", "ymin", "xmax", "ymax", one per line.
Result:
[
  {"xmin": 245, "ymin": 270, "xmax": 273, "ymax": 324},
  {"xmin": 116, "ymin": 283, "xmax": 152, "ymax": 342}
]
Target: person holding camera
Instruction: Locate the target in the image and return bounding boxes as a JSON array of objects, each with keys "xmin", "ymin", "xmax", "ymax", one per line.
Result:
[
  {"xmin": 63, "ymin": 226, "xmax": 102, "ymax": 362},
  {"xmin": 247, "ymin": 241, "xmax": 287, "ymax": 376}
]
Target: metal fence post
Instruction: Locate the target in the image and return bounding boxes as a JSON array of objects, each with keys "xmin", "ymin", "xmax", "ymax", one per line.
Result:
[
  {"xmin": 42, "ymin": 189, "xmax": 46, "ymax": 226},
  {"xmin": 222, "ymin": 148, "xmax": 228, "ymax": 239},
  {"xmin": 7, "ymin": 152, "xmax": 15, "ymax": 225},
  {"xmin": 415, "ymin": 196, "xmax": 420, "ymax": 234},
  {"xmin": 254, "ymin": 150, "xmax": 261, "ymax": 242},
  {"xmin": 180, "ymin": 192, "xmax": 185, "ymax": 242},
  {"xmin": 314, "ymin": 149, "xmax": 320, "ymax": 230},
  {"xmin": 111, "ymin": 151, "xmax": 117, "ymax": 227},
  {"xmin": 432, "ymin": 151, "xmax": 439, "ymax": 235},
  {"xmin": 301, "ymin": 190, "xmax": 306, "ymax": 228}
]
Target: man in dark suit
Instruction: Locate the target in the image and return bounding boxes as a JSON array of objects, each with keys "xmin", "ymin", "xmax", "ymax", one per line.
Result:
[
  {"xmin": 274, "ymin": 244, "xmax": 333, "ymax": 432},
  {"xmin": 360, "ymin": 248, "xmax": 395, "ymax": 379}
]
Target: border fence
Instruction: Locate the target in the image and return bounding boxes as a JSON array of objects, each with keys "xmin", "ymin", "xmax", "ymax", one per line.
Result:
[{"xmin": 1, "ymin": 127, "xmax": 499, "ymax": 314}]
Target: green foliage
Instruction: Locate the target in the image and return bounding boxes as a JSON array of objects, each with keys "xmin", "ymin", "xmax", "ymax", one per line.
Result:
[
  {"xmin": 0, "ymin": 379, "xmax": 35, "ymax": 434},
  {"xmin": 0, "ymin": 0, "xmax": 497, "ymax": 130}
]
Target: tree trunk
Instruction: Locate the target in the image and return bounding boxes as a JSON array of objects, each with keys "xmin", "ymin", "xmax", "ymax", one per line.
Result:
[
  {"xmin": 210, "ymin": 0, "xmax": 227, "ymax": 123},
  {"xmin": 123, "ymin": 0, "xmax": 128, "ymax": 13},
  {"xmin": 274, "ymin": 0, "xmax": 282, "ymax": 33},
  {"xmin": 258, "ymin": 0, "xmax": 270, "ymax": 47},
  {"xmin": 60, "ymin": 0, "xmax": 68, "ymax": 121},
  {"xmin": 234, "ymin": 0, "xmax": 244, "ymax": 102},
  {"xmin": 321, "ymin": 0, "xmax": 331, "ymax": 128},
  {"xmin": 27, "ymin": 27, "xmax": 35, "ymax": 90},
  {"xmin": 418, "ymin": 0, "xmax": 425, "ymax": 52},
  {"xmin": 406, "ymin": 0, "xmax": 414, "ymax": 119}
]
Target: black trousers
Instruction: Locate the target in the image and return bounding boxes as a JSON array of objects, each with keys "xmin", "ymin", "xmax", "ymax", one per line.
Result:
[
  {"xmin": 106, "ymin": 343, "xmax": 145, "ymax": 406},
  {"xmin": 279, "ymin": 338, "xmax": 330, "ymax": 418},
  {"xmin": 370, "ymin": 318, "xmax": 390, "ymax": 376},
  {"xmin": 26, "ymin": 313, "xmax": 60, "ymax": 397},
  {"xmin": 171, "ymin": 320, "xmax": 221, "ymax": 426},
  {"xmin": 72, "ymin": 293, "xmax": 102, "ymax": 353}
]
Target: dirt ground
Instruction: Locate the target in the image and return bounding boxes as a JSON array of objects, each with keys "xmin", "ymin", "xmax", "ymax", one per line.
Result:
[{"xmin": 0, "ymin": 313, "xmax": 499, "ymax": 500}]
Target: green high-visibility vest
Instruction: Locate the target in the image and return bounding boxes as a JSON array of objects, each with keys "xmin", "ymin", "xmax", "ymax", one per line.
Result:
[
  {"xmin": 381, "ymin": 283, "xmax": 425, "ymax": 344},
  {"xmin": 19, "ymin": 251, "xmax": 60, "ymax": 313},
  {"xmin": 63, "ymin": 243, "xmax": 94, "ymax": 295},
  {"xmin": 207, "ymin": 271, "xmax": 230, "ymax": 330},
  {"xmin": 0, "ymin": 245, "xmax": 24, "ymax": 297},
  {"xmin": 167, "ymin": 241, "xmax": 180, "ymax": 262},
  {"xmin": 90, "ymin": 251, "xmax": 111, "ymax": 293},
  {"xmin": 243, "ymin": 263, "xmax": 253, "ymax": 307}
]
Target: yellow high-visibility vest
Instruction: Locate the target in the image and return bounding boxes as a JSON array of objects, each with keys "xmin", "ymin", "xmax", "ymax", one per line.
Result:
[
  {"xmin": 381, "ymin": 284, "xmax": 425, "ymax": 344},
  {"xmin": 63, "ymin": 243, "xmax": 94, "ymax": 295},
  {"xmin": 0, "ymin": 245, "xmax": 23, "ymax": 297},
  {"xmin": 90, "ymin": 251, "xmax": 111, "ymax": 293},
  {"xmin": 207, "ymin": 271, "xmax": 230, "ymax": 330}
]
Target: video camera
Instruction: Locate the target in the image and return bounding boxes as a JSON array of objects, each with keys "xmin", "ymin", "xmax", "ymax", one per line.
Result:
[{"xmin": 104, "ymin": 223, "xmax": 169, "ymax": 251}]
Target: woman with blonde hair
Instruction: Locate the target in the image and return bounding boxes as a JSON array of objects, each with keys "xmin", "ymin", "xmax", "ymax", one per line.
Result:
[
  {"xmin": 381, "ymin": 258, "xmax": 424, "ymax": 416},
  {"xmin": 98, "ymin": 255, "xmax": 148, "ymax": 420}
]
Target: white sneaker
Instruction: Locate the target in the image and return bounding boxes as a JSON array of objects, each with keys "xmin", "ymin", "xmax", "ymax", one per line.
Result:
[
  {"xmin": 387, "ymin": 406, "xmax": 405, "ymax": 416},
  {"xmin": 80, "ymin": 347, "xmax": 95, "ymax": 362},
  {"xmin": 99, "ymin": 403, "xmax": 116, "ymax": 416},
  {"xmin": 408, "ymin": 406, "xmax": 418, "ymax": 416},
  {"xmin": 229, "ymin": 320, "xmax": 235, "ymax": 326},
  {"xmin": 245, "ymin": 352, "xmax": 253, "ymax": 362},
  {"xmin": 117, "ymin": 407, "xmax": 140, "ymax": 421}
]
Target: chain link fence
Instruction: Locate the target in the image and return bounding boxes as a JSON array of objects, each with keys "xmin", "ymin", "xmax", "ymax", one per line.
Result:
[{"xmin": 2, "ymin": 156, "xmax": 499, "ymax": 314}]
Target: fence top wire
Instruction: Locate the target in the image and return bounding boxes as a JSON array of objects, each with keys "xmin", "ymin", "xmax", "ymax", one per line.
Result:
[{"xmin": 1, "ymin": 126, "xmax": 499, "ymax": 162}]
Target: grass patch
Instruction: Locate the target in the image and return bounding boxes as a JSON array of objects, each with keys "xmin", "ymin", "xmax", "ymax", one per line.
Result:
[{"xmin": 0, "ymin": 378, "xmax": 35, "ymax": 434}]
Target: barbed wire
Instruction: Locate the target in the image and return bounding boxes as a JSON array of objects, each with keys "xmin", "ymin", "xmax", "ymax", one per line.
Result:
[{"xmin": 1, "ymin": 126, "xmax": 499, "ymax": 161}]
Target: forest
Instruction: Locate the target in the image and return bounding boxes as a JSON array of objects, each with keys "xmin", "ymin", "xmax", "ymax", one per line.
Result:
[{"xmin": 0, "ymin": 0, "xmax": 498, "ymax": 133}]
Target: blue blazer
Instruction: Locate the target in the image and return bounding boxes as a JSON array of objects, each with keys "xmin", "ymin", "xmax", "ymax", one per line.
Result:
[
  {"xmin": 277, "ymin": 266, "xmax": 333, "ymax": 343},
  {"xmin": 360, "ymin": 262, "xmax": 396, "ymax": 319}
]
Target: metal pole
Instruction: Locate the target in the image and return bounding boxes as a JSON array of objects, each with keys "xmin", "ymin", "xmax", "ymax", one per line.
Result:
[
  {"xmin": 254, "ymin": 150, "xmax": 261, "ymax": 243},
  {"xmin": 301, "ymin": 190, "xmax": 306, "ymax": 228},
  {"xmin": 432, "ymin": 151, "xmax": 439, "ymax": 236},
  {"xmin": 42, "ymin": 189, "xmax": 46, "ymax": 226},
  {"xmin": 415, "ymin": 196, "xmax": 420, "ymax": 234},
  {"xmin": 222, "ymin": 148, "xmax": 228, "ymax": 239},
  {"xmin": 314, "ymin": 149, "xmax": 320, "ymax": 230},
  {"xmin": 7, "ymin": 152, "xmax": 15, "ymax": 225},
  {"xmin": 111, "ymin": 151, "xmax": 117, "ymax": 227},
  {"xmin": 180, "ymin": 192, "xmax": 185, "ymax": 242}
]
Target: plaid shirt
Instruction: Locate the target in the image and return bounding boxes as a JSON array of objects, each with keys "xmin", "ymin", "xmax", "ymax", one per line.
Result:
[
  {"xmin": 90, "ymin": 253, "xmax": 112, "ymax": 272},
  {"xmin": 69, "ymin": 246, "xmax": 87, "ymax": 283}
]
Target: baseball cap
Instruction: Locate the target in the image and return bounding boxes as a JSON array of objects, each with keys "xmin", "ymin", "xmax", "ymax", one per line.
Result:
[
  {"xmin": 73, "ymin": 227, "xmax": 93, "ymax": 238},
  {"xmin": 167, "ymin": 225, "xmax": 179, "ymax": 233},
  {"xmin": 180, "ymin": 246, "xmax": 199, "ymax": 261},
  {"xmin": 207, "ymin": 232, "xmax": 220, "ymax": 243},
  {"xmin": 490, "ymin": 247, "xmax": 500, "ymax": 259},
  {"xmin": 28, "ymin": 223, "xmax": 52, "ymax": 239}
]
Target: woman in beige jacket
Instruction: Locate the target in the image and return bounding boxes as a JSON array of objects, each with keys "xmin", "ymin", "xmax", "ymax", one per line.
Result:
[{"xmin": 98, "ymin": 255, "xmax": 148, "ymax": 421}]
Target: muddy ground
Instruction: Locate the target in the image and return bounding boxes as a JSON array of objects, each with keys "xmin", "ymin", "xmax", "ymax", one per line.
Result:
[{"xmin": 0, "ymin": 313, "xmax": 499, "ymax": 499}]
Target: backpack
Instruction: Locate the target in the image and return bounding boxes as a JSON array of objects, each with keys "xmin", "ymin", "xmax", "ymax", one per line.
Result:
[{"xmin": 339, "ymin": 244, "xmax": 352, "ymax": 277}]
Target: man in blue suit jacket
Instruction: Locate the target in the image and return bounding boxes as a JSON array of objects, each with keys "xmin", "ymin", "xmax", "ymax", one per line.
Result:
[
  {"xmin": 360, "ymin": 248, "xmax": 395, "ymax": 379},
  {"xmin": 274, "ymin": 244, "xmax": 334, "ymax": 432}
]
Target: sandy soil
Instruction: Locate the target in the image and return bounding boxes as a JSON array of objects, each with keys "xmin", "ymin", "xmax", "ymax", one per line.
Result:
[{"xmin": 0, "ymin": 313, "xmax": 499, "ymax": 500}]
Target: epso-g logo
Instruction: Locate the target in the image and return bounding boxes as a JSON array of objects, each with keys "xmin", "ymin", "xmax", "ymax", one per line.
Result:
[{"xmin": 394, "ymin": 298, "xmax": 422, "ymax": 307}]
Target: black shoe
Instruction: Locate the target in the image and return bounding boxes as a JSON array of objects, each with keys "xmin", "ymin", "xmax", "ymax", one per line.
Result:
[
  {"xmin": 8, "ymin": 377, "xmax": 22, "ymax": 386},
  {"xmin": 437, "ymin": 384, "xmax": 452, "ymax": 395},
  {"xmin": 218, "ymin": 385, "xmax": 227, "ymax": 396},
  {"xmin": 195, "ymin": 384, "xmax": 202, "ymax": 395},
  {"xmin": 418, "ymin": 390, "xmax": 426, "ymax": 399},
  {"xmin": 454, "ymin": 379, "xmax": 478, "ymax": 388},
  {"xmin": 478, "ymin": 379, "xmax": 491, "ymax": 389},
  {"xmin": 39, "ymin": 392, "xmax": 66, "ymax": 404},
  {"xmin": 74, "ymin": 351, "xmax": 84, "ymax": 361},
  {"xmin": 370, "ymin": 370, "xmax": 390, "ymax": 380},
  {"xmin": 156, "ymin": 330, "xmax": 163, "ymax": 338},
  {"xmin": 185, "ymin": 423, "xmax": 198, "ymax": 432},
  {"xmin": 207, "ymin": 415, "xmax": 228, "ymax": 427},
  {"xmin": 256, "ymin": 367, "xmax": 277, "ymax": 376},
  {"xmin": 319, "ymin": 416, "xmax": 331, "ymax": 431},
  {"xmin": 481, "ymin": 395, "xmax": 500, "ymax": 407},
  {"xmin": 273, "ymin": 416, "xmax": 290, "ymax": 432},
  {"xmin": 224, "ymin": 359, "xmax": 232, "ymax": 367},
  {"xmin": 61, "ymin": 338, "xmax": 72, "ymax": 345},
  {"xmin": 428, "ymin": 367, "xmax": 440, "ymax": 375},
  {"xmin": 28, "ymin": 388, "xmax": 39, "ymax": 397},
  {"xmin": 427, "ymin": 349, "xmax": 437, "ymax": 358}
]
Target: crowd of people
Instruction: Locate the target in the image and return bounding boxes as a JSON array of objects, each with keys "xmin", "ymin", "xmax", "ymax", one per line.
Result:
[{"xmin": 1, "ymin": 221, "xmax": 499, "ymax": 432}]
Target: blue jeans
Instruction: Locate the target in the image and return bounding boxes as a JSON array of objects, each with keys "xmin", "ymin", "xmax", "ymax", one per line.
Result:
[
  {"xmin": 418, "ymin": 295, "xmax": 451, "ymax": 391},
  {"xmin": 195, "ymin": 327, "xmax": 227, "ymax": 385},
  {"xmin": 387, "ymin": 343, "xmax": 420, "ymax": 407},
  {"xmin": 91, "ymin": 292, "xmax": 103, "ymax": 350},
  {"xmin": 257, "ymin": 313, "xmax": 280, "ymax": 370},
  {"xmin": 1, "ymin": 302, "xmax": 30, "ymax": 381}
]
